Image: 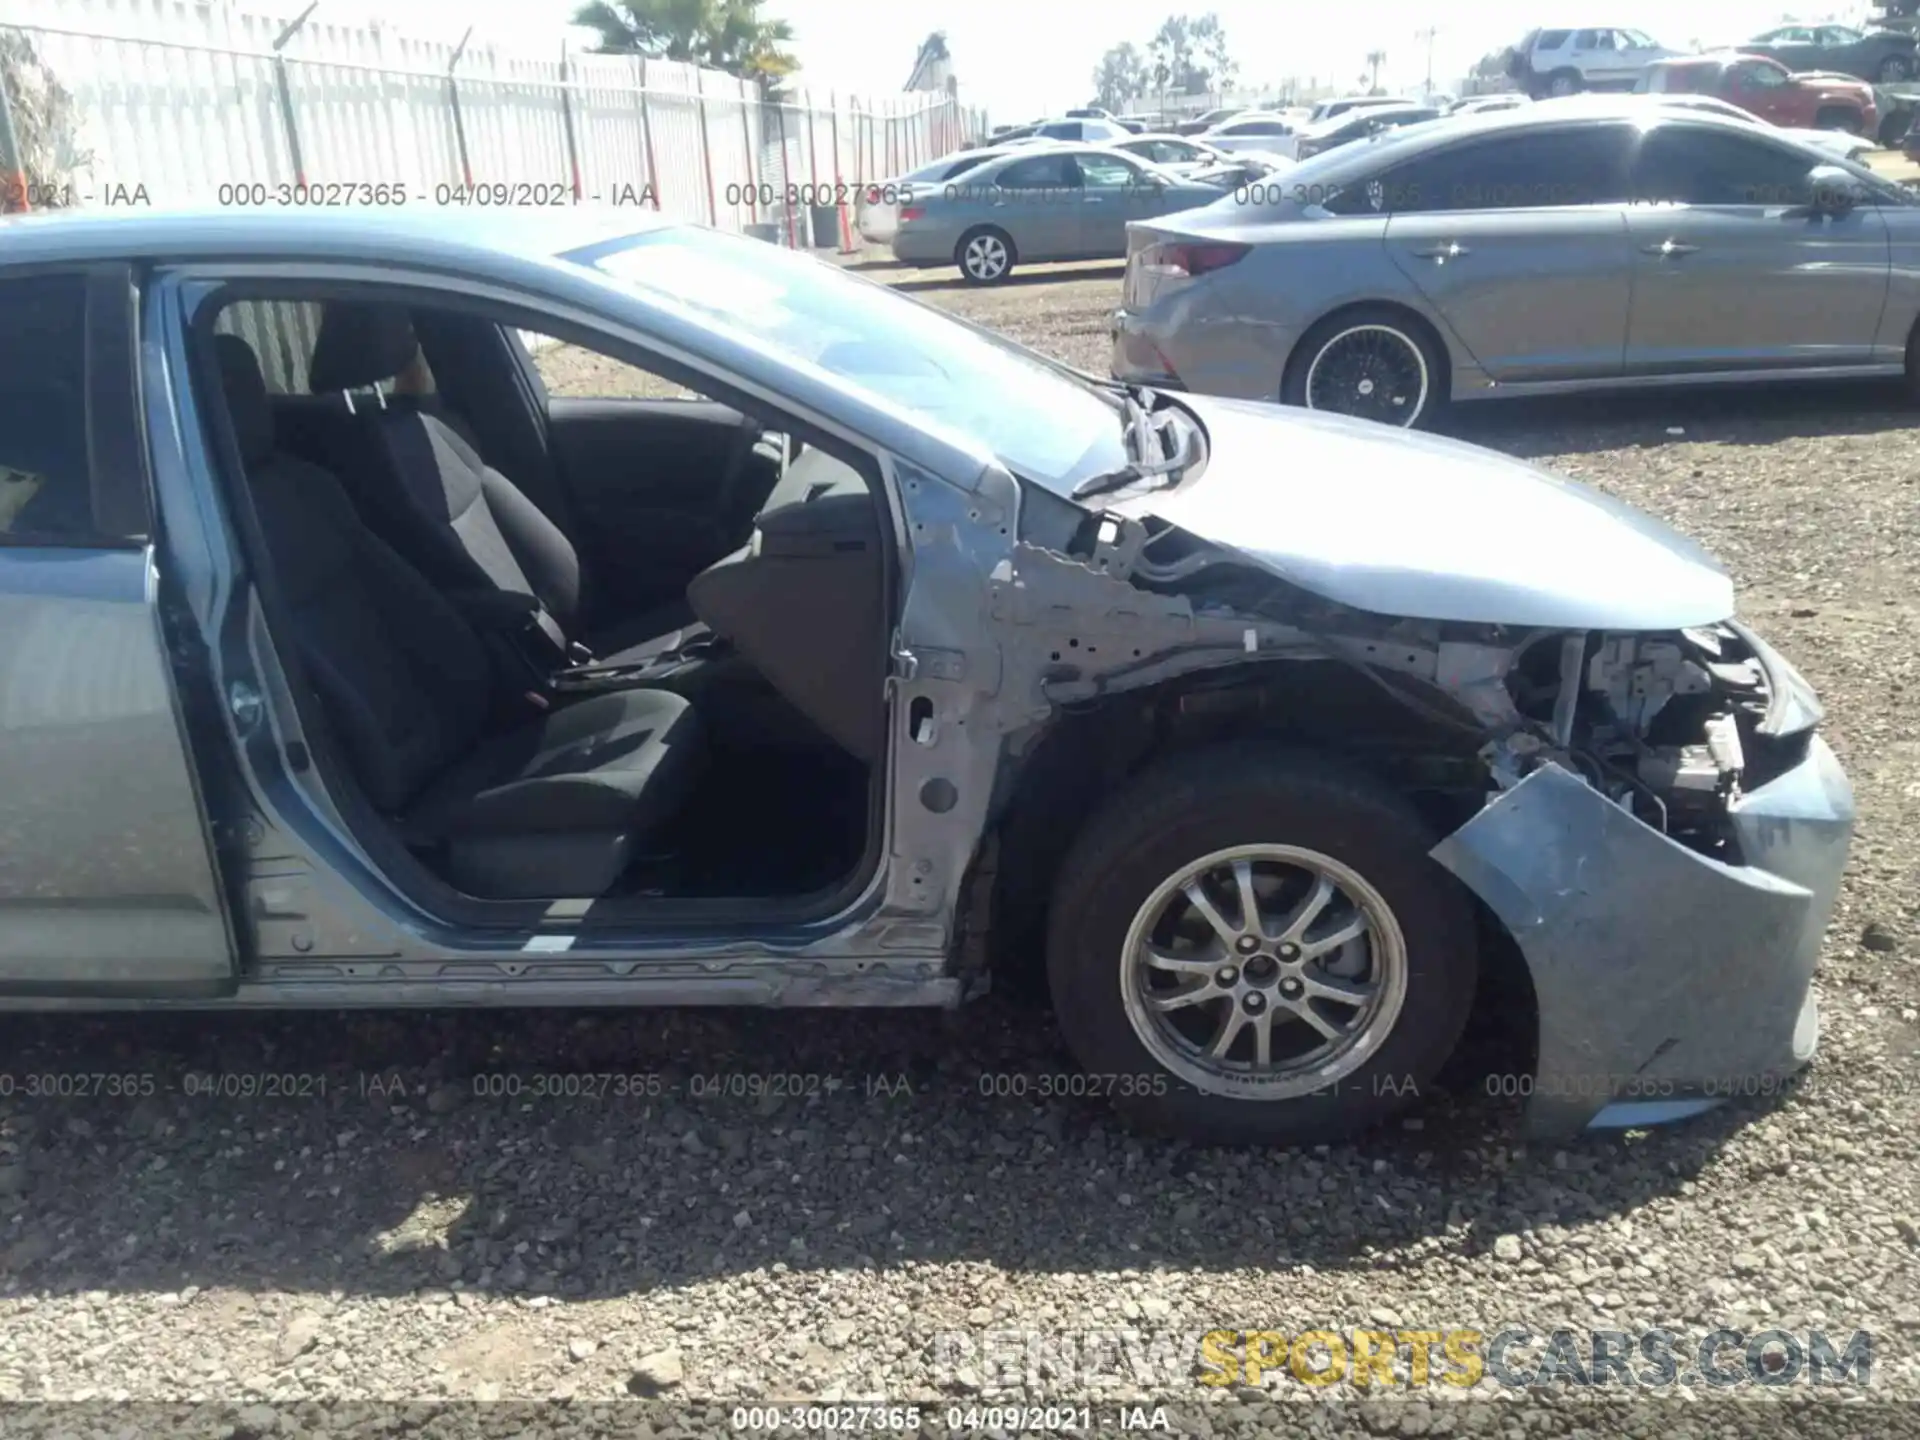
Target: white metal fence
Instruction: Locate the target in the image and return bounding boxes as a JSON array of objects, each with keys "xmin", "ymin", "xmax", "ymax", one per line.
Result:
[{"xmin": 1, "ymin": 0, "xmax": 988, "ymax": 246}]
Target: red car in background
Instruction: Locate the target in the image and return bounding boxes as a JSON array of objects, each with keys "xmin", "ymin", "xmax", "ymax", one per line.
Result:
[{"xmin": 1638, "ymin": 52, "xmax": 1878, "ymax": 135}]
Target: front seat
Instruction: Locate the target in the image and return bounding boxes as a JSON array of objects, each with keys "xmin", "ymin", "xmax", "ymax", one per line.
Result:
[
  {"xmin": 213, "ymin": 334, "xmax": 705, "ymax": 901},
  {"xmin": 304, "ymin": 303, "xmax": 701, "ymax": 670}
]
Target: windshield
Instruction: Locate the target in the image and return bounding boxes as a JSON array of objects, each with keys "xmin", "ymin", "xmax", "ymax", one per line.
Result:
[{"xmin": 584, "ymin": 229, "xmax": 1126, "ymax": 492}]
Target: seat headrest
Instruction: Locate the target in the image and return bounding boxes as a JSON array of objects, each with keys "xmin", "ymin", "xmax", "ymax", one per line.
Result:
[
  {"xmin": 213, "ymin": 334, "xmax": 275, "ymax": 466},
  {"xmin": 308, "ymin": 301, "xmax": 421, "ymax": 393}
]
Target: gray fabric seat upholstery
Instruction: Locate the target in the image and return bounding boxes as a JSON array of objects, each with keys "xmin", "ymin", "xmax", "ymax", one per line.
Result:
[
  {"xmin": 214, "ymin": 333, "xmax": 704, "ymax": 900},
  {"xmin": 306, "ymin": 302, "xmax": 702, "ymax": 669}
]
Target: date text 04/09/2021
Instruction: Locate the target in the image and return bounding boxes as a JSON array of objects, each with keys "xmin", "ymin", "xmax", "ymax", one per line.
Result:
[{"xmin": 208, "ymin": 180, "xmax": 660, "ymax": 208}]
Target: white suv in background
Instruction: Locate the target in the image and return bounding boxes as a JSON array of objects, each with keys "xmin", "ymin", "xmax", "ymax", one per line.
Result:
[{"xmin": 1507, "ymin": 27, "xmax": 1681, "ymax": 97}]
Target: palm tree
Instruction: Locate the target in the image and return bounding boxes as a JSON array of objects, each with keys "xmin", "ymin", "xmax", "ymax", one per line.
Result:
[
  {"xmin": 1364, "ymin": 49, "xmax": 1387, "ymax": 93},
  {"xmin": 573, "ymin": 0, "xmax": 797, "ymax": 82}
]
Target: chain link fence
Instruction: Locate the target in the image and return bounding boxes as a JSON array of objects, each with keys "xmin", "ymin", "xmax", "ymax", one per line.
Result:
[{"xmin": 0, "ymin": 0, "xmax": 988, "ymax": 249}]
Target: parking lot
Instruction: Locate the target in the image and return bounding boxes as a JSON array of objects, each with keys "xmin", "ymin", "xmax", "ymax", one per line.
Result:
[{"xmin": 0, "ymin": 257, "xmax": 1916, "ymax": 1426}]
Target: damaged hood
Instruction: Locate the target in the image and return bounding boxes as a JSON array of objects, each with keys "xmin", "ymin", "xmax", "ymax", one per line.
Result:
[{"xmin": 1121, "ymin": 396, "xmax": 1734, "ymax": 629}]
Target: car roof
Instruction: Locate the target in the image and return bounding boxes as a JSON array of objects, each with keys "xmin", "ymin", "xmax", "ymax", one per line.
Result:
[
  {"xmin": 1651, "ymin": 51, "xmax": 1745, "ymax": 67},
  {"xmin": 1278, "ymin": 98, "xmax": 1798, "ymax": 180},
  {"xmin": 0, "ymin": 206, "xmax": 675, "ymax": 272},
  {"xmin": 1306, "ymin": 101, "xmax": 1432, "ymax": 132}
]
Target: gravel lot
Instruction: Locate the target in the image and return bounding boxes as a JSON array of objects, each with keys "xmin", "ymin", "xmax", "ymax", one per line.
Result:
[{"xmin": 2, "ymin": 265, "xmax": 1919, "ymax": 1433}]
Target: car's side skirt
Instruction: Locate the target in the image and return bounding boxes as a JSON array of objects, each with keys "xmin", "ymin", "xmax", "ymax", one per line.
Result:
[
  {"xmin": 0, "ymin": 963, "xmax": 963, "ymax": 1011},
  {"xmin": 1455, "ymin": 361, "xmax": 1905, "ymax": 401}
]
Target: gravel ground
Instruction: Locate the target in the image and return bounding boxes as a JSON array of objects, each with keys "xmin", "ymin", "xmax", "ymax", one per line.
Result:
[{"xmin": 2, "ymin": 269, "xmax": 1918, "ymax": 1433}]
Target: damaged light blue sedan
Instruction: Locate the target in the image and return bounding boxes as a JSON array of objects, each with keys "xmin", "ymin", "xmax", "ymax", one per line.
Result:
[{"xmin": 0, "ymin": 208, "xmax": 1851, "ymax": 1144}]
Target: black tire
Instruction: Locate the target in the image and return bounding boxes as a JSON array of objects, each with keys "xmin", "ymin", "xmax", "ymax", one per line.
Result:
[
  {"xmin": 1814, "ymin": 106, "xmax": 1863, "ymax": 134},
  {"xmin": 955, "ymin": 226, "xmax": 1016, "ymax": 285},
  {"xmin": 1880, "ymin": 54, "xmax": 1913, "ymax": 83},
  {"xmin": 1902, "ymin": 320, "xmax": 1920, "ymax": 404},
  {"xmin": 1544, "ymin": 68, "xmax": 1582, "ymax": 97},
  {"xmin": 1879, "ymin": 110, "xmax": 1913, "ymax": 148},
  {"xmin": 1282, "ymin": 303, "xmax": 1449, "ymax": 431},
  {"xmin": 1045, "ymin": 744, "xmax": 1478, "ymax": 1146}
]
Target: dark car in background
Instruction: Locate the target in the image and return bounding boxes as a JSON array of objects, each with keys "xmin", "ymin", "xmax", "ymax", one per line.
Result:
[
  {"xmin": 1740, "ymin": 22, "xmax": 1918, "ymax": 83},
  {"xmin": 1176, "ymin": 106, "xmax": 1247, "ymax": 135},
  {"xmin": 1288, "ymin": 103, "xmax": 1442, "ymax": 160}
]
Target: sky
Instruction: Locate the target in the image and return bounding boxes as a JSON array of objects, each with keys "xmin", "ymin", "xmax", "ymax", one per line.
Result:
[{"xmin": 316, "ymin": 0, "xmax": 1868, "ymax": 120}]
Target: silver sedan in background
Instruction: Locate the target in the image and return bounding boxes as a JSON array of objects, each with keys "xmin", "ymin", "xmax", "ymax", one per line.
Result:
[
  {"xmin": 1112, "ymin": 102, "xmax": 1920, "ymax": 429},
  {"xmin": 889, "ymin": 146, "xmax": 1231, "ymax": 283},
  {"xmin": 855, "ymin": 146, "xmax": 1021, "ymax": 245},
  {"xmin": 1114, "ymin": 131, "xmax": 1254, "ymax": 175}
]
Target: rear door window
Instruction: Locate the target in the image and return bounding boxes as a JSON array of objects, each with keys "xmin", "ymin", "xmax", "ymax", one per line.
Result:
[{"xmin": 0, "ymin": 274, "xmax": 95, "ymax": 543}]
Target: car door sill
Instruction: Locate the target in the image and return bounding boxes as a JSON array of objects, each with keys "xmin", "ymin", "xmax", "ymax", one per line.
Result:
[
  {"xmin": 0, "ymin": 968, "xmax": 963, "ymax": 1010},
  {"xmin": 1462, "ymin": 362, "xmax": 1904, "ymax": 399}
]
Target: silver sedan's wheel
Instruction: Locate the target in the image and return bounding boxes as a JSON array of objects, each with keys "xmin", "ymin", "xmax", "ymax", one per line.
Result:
[
  {"xmin": 1303, "ymin": 323, "xmax": 1430, "ymax": 428},
  {"xmin": 1120, "ymin": 844, "xmax": 1408, "ymax": 1098},
  {"xmin": 957, "ymin": 228, "xmax": 1013, "ymax": 284}
]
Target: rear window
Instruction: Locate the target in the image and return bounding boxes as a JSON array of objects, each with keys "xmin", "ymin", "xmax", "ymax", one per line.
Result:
[
  {"xmin": 1642, "ymin": 65, "xmax": 1709, "ymax": 94},
  {"xmin": 0, "ymin": 274, "xmax": 94, "ymax": 543},
  {"xmin": 215, "ymin": 299, "xmax": 325, "ymax": 394},
  {"xmin": 1537, "ymin": 30, "xmax": 1572, "ymax": 49}
]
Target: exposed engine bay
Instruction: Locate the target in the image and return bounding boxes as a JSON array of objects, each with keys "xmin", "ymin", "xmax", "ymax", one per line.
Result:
[
  {"xmin": 1495, "ymin": 625, "xmax": 1779, "ymax": 859},
  {"xmin": 1029, "ymin": 504, "xmax": 1799, "ymax": 867}
]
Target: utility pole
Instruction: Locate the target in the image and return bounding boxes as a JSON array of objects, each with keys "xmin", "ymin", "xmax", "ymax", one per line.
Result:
[{"xmin": 1415, "ymin": 26, "xmax": 1439, "ymax": 98}]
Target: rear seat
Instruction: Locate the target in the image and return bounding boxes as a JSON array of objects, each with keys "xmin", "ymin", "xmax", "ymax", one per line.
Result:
[{"xmin": 213, "ymin": 334, "xmax": 706, "ymax": 901}]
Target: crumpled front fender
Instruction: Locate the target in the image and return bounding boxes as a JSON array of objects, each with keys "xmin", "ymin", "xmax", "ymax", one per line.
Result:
[{"xmin": 1430, "ymin": 743, "xmax": 1851, "ymax": 1137}]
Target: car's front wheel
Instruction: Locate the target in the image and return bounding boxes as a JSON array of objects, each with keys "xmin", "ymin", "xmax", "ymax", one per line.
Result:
[
  {"xmin": 1284, "ymin": 305, "xmax": 1447, "ymax": 430},
  {"xmin": 956, "ymin": 226, "xmax": 1016, "ymax": 285},
  {"xmin": 1045, "ymin": 745, "xmax": 1478, "ymax": 1146},
  {"xmin": 1880, "ymin": 54, "xmax": 1913, "ymax": 83}
]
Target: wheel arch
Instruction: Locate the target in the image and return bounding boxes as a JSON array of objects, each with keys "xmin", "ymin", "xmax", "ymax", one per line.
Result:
[
  {"xmin": 961, "ymin": 659, "xmax": 1507, "ymax": 992},
  {"xmin": 956, "ymin": 661, "xmax": 1541, "ymax": 1096},
  {"xmin": 1280, "ymin": 298, "xmax": 1460, "ymax": 404}
]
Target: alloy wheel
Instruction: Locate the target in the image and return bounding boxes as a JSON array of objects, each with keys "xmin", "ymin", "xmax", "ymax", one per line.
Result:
[
  {"xmin": 1303, "ymin": 324, "xmax": 1429, "ymax": 427},
  {"xmin": 1119, "ymin": 844, "xmax": 1408, "ymax": 1098},
  {"xmin": 962, "ymin": 232, "xmax": 1010, "ymax": 281}
]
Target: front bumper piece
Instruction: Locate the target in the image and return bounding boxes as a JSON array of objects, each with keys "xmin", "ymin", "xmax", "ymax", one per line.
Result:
[{"xmin": 1431, "ymin": 736, "xmax": 1853, "ymax": 1137}]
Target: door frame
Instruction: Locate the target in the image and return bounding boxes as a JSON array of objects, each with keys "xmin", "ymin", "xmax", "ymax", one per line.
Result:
[
  {"xmin": 149, "ymin": 259, "xmax": 916, "ymax": 954},
  {"xmin": 0, "ymin": 262, "xmax": 239, "ymax": 996}
]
